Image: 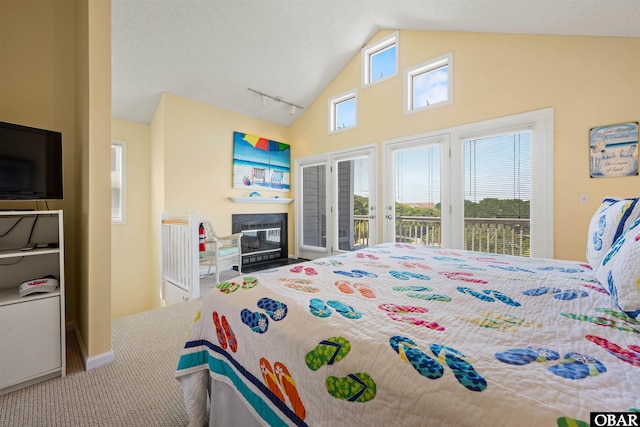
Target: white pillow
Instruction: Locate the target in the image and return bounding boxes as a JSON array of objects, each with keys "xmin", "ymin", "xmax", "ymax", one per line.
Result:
[
  {"xmin": 595, "ymin": 217, "xmax": 640, "ymax": 318},
  {"xmin": 586, "ymin": 196, "xmax": 640, "ymax": 271}
]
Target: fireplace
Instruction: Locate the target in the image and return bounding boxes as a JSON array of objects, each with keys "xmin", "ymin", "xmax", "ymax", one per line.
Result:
[{"xmin": 232, "ymin": 213, "xmax": 288, "ymax": 270}]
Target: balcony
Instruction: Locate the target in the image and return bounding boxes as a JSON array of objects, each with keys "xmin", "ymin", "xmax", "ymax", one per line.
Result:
[{"xmin": 353, "ymin": 215, "xmax": 530, "ymax": 257}]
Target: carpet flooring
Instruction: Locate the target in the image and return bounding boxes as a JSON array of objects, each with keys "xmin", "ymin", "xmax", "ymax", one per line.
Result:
[
  {"xmin": 0, "ymin": 298, "xmax": 202, "ymax": 426},
  {"xmin": 0, "ymin": 265, "xmax": 293, "ymax": 426}
]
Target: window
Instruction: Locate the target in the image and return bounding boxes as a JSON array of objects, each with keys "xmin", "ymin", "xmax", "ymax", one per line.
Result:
[
  {"xmin": 383, "ymin": 108, "xmax": 554, "ymax": 258},
  {"xmin": 362, "ymin": 31, "xmax": 398, "ymax": 86},
  {"xmin": 405, "ymin": 52, "xmax": 452, "ymax": 114},
  {"xmin": 329, "ymin": 90, "xmax": 357, "ymax": 133},
  {"xmin": 111, "ymin": 141, "xmax": 126, "ymax": 224},
  {"xmin": 463, "ymin": 131, "xmax": 532, "ymax": 255}
]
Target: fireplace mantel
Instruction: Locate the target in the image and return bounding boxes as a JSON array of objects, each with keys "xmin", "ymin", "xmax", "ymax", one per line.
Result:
[{"xmin": 229, "ymin": 197, "xmax": 293, "ymax": 204}]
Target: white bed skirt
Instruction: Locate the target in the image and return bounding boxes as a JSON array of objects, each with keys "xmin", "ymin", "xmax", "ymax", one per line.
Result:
[
  {"xmin": 178, "ymin": 370, "xmax": 264, "ymax": 427},
  {"xmin": 208, "ymin": 377, "xmax": 264, "ymax": 427}
]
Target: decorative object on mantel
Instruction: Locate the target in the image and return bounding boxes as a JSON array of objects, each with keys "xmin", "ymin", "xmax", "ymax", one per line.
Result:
[
  {"xmin": 249, "ymin": 191, "xmax": 261, "ymax": 198},
  {"xmin": 589, "ymin": 122, "xmax": 638, "ymax": 178},
  {"xmin": 233, "ymin": 131, "xmax": 291, "ymax": 192},
  {"xmin": 229, "ymin": 197, "xmax": 293, "ymax": 204}
]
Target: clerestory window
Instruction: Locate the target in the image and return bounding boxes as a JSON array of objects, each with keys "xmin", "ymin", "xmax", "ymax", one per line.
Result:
[
  {"xmin": 362, "ymin": 31, "xmax": 398, "ymax": 87},
  {"xmin": 405, "ymin": 52, "xmax": 453, "ymax": 114},
  {"xmin": 329, "ymin": 90, "xmax": 357, "ymax": 133}
]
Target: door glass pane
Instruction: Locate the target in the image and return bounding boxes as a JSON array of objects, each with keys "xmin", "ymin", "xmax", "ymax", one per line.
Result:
[
  {"xmin": 464, "ymin": 132, "xmax": 531, "ymax": 256},
  {"xmin": 337, "ymin": 157, "xmax": 369, "ymax": 251},
  {"xmin": 302, "ymin": 165, "xmax": 326, "ymax": 248},
  {"xmin": 393, "ymin": 145, "xmax": 441, "ymax": 246}
]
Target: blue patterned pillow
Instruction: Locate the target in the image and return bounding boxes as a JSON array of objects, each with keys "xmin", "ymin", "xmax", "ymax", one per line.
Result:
[
  {"xmin": 595, "ymin": 217, "xmax": 640, "ymax": 318},
  {"xmin": 586, "ymin": 197, "xmax": 640, "ymax": 272}
]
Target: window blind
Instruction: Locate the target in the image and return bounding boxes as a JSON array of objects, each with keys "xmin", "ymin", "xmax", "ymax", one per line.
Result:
[{"xmin": 463, "ymin": 131, "xmax": 531, "ymax": 219}]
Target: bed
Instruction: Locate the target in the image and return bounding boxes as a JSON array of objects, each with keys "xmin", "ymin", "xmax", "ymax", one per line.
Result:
[{"xmin": 175, "ymin": 199, "xmax": 640, "ymax": 426}]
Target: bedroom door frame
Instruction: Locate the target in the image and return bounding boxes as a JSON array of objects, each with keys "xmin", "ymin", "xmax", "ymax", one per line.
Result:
[{"xmin": 295, "ymin": 144, "xmax": 378, "ymax": 260}]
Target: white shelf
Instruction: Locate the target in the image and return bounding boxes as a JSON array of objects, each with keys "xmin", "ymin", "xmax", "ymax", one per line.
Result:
[
  {"xmin": 0, "ymin": 210, "xmax": 65, "ymax": 394},
  {"xmin": 0, "ymin": 247, "xmax": 60, "ymax": 259},
  {"xmin": 0, "ymin": 287, "xmax": 60, "ymax": 306},
  {"xmin": 0, "ymin": 210, "xmax": 59, "ymax": 216},
  {"xmin": 230, "ymin": 197, "xmax": 293, "ymax": 204}
]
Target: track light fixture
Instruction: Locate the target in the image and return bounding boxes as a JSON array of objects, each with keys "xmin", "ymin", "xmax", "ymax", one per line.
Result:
[{"xmin": 248, "ymin": 88, "xmax": 304, "ymax": 115}]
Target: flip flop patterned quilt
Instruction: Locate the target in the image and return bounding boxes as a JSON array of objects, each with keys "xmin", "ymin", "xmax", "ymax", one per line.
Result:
[{"xmin": 176, "ymin": 243, "xmax": 640, "ymax": 426}]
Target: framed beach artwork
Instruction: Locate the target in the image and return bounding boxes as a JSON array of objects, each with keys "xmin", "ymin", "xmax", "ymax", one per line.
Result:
[
  {"xmin": 232, "ymin": 131, "xmax": 291, "ymax": 192},
  {"xmin": 589, "ymin": 122, "xmax": 638, "ymax": 178}
]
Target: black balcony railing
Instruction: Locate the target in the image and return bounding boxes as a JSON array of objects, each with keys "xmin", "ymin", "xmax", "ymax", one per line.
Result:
[{"xmin": 353, "ymin": 215, "xmax": 531, "ymax": 256}]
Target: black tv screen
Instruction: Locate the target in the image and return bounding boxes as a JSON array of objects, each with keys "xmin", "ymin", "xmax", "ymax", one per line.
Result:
[{"xmin": 0, "ymin": 121, "xmax": 63, "ymax": 200}]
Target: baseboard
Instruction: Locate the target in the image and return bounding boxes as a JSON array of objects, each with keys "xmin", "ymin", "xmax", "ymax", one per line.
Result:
[
  {"xmin": 66, "ymin": 321, "xmax": 116, "ymax": 371},
  {"xmin": 85, "ymin": 349, "xmax": 116, "ymax": 371}
]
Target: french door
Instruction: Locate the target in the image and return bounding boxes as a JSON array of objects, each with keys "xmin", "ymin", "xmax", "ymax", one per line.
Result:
[
  {"xmin": 295, "ymin": 146, "xmax": 377, "ymax": 260},
  {"xmin": 296, "ymin": 109, "xmax": 552, "ymax": 259},
  {"xmin": 382, "ymin": 108, "xmax": 553, "ymax": 258},
  {"xmin": 383, "ymin": 135, "xmax": 451, "ymax": 248}
]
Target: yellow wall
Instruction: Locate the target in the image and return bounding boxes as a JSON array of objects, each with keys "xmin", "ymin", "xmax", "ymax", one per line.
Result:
[
  {"xmin": 158, "ymin": 93, "xmax": 291, "ymax": 223},
  {"xmin": 4, "ymin": 5, "xmax": 636, "ymax": 337},
  {"xmin": 114, "ymin": 93, "xmax": 293, "ymax": 312},
  {"xmin": 149, "ymin": 95, "xmax": 166, "ymax": 303},
  {"xmin": 0, "ymin": 0, "xmax": 77, "ymax": 319},
  {"xmin": 1, "ymin": 0, "xmax": 112, "ymax": 361},
  {"xmin": 149, "ymin": 93, "xmax": 291, "ymax": 306},
  {"xmin": 290, "ymin": 30, "xmax": 640, "ymax": 262},
  {"xmin": 111, "ymin": 31, "xmax": 639, "ymax": 316},
  {"xmin": 74, "ymin": 0, "xmax": 112, "ymax": 359},
  {"xmin": 111, "ymin": 119, "xmax": 154, "ymax": 317}
]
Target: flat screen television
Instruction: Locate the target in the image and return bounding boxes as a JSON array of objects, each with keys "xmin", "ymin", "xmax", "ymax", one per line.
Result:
[{"xmin": 0, "ymin": 121, "xmax": 63, "ymax": 200}]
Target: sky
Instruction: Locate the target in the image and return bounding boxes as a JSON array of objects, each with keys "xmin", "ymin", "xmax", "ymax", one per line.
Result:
[
  {"xmin": 335, "ymin": 46, "xmax": 397, "ymax": 130},
  {"xmin": 392, "ymin": 132, "xmax": 532, "ymax": 204},
  {"xmin": 395, "ymin": 145, "xmax": 441, "ymax": 204},
  {"xmin": 413, "ymin": 65, "xmax": 448, "ymax": 108},
  {"xmin": 336, "ymin": 98, "xmax": 356, "ymax": 129},
  {"xmin": 371, "ymin": 45, "xmax": 396, "ymax": 82},
  {"xmin": 343, "ymin": 46, "xmax": 532, "ymax": 205}
]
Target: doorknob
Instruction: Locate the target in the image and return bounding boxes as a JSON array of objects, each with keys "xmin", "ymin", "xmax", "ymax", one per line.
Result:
[{"xmin": 385, "ymin": 215, "xmax": 393, "ymax": 220}]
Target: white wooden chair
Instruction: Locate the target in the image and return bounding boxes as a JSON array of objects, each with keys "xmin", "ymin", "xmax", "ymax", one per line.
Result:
[{"xmin": 200, "ymin": 220, "xmax": 242, "ymax": 284}]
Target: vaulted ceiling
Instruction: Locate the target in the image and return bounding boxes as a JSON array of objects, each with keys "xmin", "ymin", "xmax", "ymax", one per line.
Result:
[{"xmin": 111, "ymin": 0, "xmax": 640, "ymax": 128}]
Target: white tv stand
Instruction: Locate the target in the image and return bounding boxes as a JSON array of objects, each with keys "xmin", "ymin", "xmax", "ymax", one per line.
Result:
[{"xmin": 0, "ymin": 210, "xmax": 65, "ymax": 395}]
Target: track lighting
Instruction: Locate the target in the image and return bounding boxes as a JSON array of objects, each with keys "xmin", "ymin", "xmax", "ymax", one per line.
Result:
[{"xmin": 248, "ymin": 88, "xmax": 304, "ymax": 115}]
